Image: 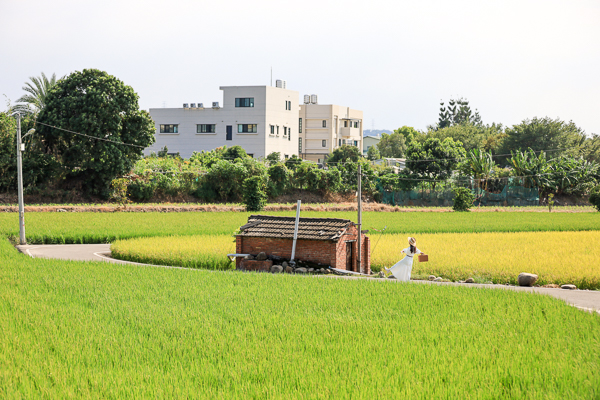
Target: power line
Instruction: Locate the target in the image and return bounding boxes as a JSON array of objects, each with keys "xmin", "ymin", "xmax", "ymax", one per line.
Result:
[{"xmin": 35, "ymin": 121, "xmax": 146, "ymax": 148}]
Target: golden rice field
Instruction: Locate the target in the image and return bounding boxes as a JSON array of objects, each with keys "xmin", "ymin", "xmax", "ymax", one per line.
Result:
[
  {"xmin": 371, "ymin": 231, "xmax": 600, "ymax": 288},
  {"xmin": 111, "ymin": 231, "xmax": 600, "ymax": 289}
]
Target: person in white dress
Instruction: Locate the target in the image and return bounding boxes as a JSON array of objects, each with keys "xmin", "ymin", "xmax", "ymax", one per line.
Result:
[{"xmin": 384, "ymin": 237, "xmax": 421, "ymax": 281}]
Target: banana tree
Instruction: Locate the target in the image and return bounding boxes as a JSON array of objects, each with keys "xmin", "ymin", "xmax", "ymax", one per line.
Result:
[{"xmin": 465, "ymin": 149, "xmax": 495, "ymax": 190}]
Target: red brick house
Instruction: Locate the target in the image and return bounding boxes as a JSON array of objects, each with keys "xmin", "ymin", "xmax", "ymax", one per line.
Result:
[{"xmin": 235, "ymin": 215, "xmax": 370, "ymax": 274}]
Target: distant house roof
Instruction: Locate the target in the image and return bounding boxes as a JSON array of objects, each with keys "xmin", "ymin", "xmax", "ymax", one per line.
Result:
[{"xmin": 237, "ymin": 215, "xmax": 354, "ymax": 241}]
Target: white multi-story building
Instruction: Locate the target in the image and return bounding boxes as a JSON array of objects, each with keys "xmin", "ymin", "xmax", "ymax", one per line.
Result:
[
  {"xmin": 146, "ymin": 82, "xmax": 299, "ymax": 159},
  {"xmin": 299, "ymin": 97, "xmax": 363, "ymax": 163},
  {"xmin": 145, "ymin": 83, "xmax": 363, "ymax": 161}
]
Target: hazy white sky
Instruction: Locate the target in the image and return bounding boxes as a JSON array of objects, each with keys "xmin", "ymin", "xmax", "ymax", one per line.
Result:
[{"xmin": 1, "ymin": 0, "xmax": 599, "ymax": 134}]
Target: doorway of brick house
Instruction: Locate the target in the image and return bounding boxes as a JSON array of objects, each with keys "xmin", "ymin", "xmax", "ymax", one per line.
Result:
[{"xmin": 346, "ymin": 241, "xmax": 354, "ymax": 271}]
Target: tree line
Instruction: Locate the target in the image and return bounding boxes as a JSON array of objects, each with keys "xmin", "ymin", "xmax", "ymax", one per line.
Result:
[{"xmin": 1, "ymin": 71, "xmax": 599, "ymax": 209}]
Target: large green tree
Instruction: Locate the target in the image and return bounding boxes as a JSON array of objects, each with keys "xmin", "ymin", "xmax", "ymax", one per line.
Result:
[
  {"xmin": 37, "ymin": 69, "xmax": 155, "ymax": 198},
  {"xmin": 377, "ymin": 131, "xmax": 407, "ymax": 158},
  {"xmin": 426, "ymin": 123, "xmax": 506, "ymax": 153},
  {"xmin": 436, "ymin": 97, "xmax": 482, "ymax": 129},
  {"xmin": 0, "ymin": 112, "xmax": 58, "ymax": 191},
  {"xmin": 499, "ymin": 117, "xmax": 585, "ymax": 160},
  {"xmin": 326, "ymin": 144, "xmax": 362, "ymax": 165},
  {"xmin": 406, "ymin": 137, "xmax": 466, "ymax": 184},
  {"xmin": 14, "ymin": 72, "xmax": 57, "ymax": 115},
  {"xmin": 582, "ymin": 134, "xmax": 600, "ymax": 164}
]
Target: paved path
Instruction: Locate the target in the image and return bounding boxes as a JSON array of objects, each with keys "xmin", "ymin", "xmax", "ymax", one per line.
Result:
[{"xmin": 17, "ymin": 244, "xmax": 600, "ymax": 314}]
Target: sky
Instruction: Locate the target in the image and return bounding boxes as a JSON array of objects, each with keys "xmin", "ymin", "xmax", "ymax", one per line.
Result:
[{"xmin": 1, "ymin": 0, "xmax": 599, "ymax": 135}]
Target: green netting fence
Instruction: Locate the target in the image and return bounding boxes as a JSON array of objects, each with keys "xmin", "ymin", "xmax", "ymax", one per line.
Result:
[{"xmin": 379, "ymin": 181, "xmax": 539, "ymax": 207}]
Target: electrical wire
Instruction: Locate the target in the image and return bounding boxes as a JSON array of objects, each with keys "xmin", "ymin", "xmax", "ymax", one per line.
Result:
[{"xmin": 35, "ymin": 121, "xmax": 146, "ymax": 148}]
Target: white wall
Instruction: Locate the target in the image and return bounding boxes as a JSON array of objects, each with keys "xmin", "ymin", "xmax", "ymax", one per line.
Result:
[{"xmin": 146, "ymin": 85, "xmax": 299, "ymax": 159}]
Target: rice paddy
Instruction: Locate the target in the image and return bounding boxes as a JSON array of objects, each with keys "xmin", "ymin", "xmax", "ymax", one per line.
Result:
[
  {"xmin": 1, "ymin": 238, "xmax": 599, "ymax": 398},
  {"xmin": 111, "ymin": 230, "xmax": 600, "ymax": 289},
  {"xmin": 1, "ymin": 211, "xmax": 599, "ymax": 244},
  {"xmin": 1, "ymin": 211, "xmax": 600, "ymax": 398}
]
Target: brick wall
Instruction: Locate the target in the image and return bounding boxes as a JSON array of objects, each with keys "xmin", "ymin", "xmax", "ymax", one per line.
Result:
[
  {"xmin": 333, "ymin": 224, "xmax": 371, "ymax": 274},
  {"xmin": 236, "ymin": 223, "xmax": 371, "ymax": 273},
  {"xmin": 239, "ymin": 236, "xmax": 335, "ymax": 266}
]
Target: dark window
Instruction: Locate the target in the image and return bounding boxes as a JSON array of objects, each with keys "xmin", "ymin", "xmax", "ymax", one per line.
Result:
[
  {"xmin": 196, "ymin": 124, "xmax": 216, "ymax": 133},
  {"xmin": 276, "ymin": 126, "xmax": 279, "ymax": 136},
  {"xmin": 354, "ymin": 121, "xmax": 359, "ymax": 128},
  {"xmin": 354, "ymin": 140, "xmax": 358, "ymax": 147},
  {"xmin": 338, "ymin": 139, "xmax": 341, "ymax": 146},
  {"xmin": 285, "ymin": 100, "xmax": 292, "ymax": 110},
  {"xmin": 299, "ymin": 118, "xmax": 302, "ymax": 133},
  {"xmin": 283, "ymin": 127, "xmax": 287, "ymax": 136},
  {"xmin": 322, "ymin": 140, "xmax": 327, "ymax": 147},
  {"xmin": 298, "ymin": 138, "xmax": 302, "ymax": 153},
  {"xmin": 238, "ymin": 124, "xmax": 257, "ymax": 133},
  {"xmin": 322, "ymin": 120, "xmax": 327, "ymax": 128},
  {"xmin": 235, "ymin": 98, "xmax": 254, "ymax": 107},
  {"xmin": 270, "ymin": 125, "xmax": 275, "ymax": 135},
  {"xmin": 344, "ymin": 120, "xmax": 348, "ymax": 128},
  {"xmin": 160, "ymin": 124, "xmax": 178, "ymax": 133},
  {"xmin": 226, "ymin": 125, "xmax": 232, "ymax": 140}
]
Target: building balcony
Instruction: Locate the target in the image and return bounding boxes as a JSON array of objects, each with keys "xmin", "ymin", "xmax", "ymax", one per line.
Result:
[{"xmin": 339, "ymin": 127, "xmax": 361, "ymax": 137}]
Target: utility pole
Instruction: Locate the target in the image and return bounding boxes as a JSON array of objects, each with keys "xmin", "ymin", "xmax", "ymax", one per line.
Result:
[
  {"xmin": 15, "ymin": 113, "xmax": 26, "ymax": 245},
  {"xmin": 290, "ymin": 200, "xmax": 301, "ymax": 263},
  {"xmin": 357, "ymin": 164, "xmax": 362, "ymax": 273},
  {"xmin": 11, "ymin": 112, "xmax": 35, "ymax": 245}
]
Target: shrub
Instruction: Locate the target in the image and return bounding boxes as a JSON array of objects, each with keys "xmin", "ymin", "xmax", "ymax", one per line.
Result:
[
  {"xmin": 243, "ymin": 175, "xmax": 267, "ymax": 211},
  {"xmin": 128, "ymin": 181, "xmax": 156, "ymax": 201},
  {"xmin": 590, "ymin": 185, "xmax": 600, "ymax": 212},
  {"xmin": 452, "ymin": 187, "xmax": 474, "ymax": 212},
  {"xmin": 267, "ymin": 163, "xmax": 289, "ymax": 198},
  {"xmin": 110, "ymin": 178, "xmax": 131, "ymax": 207}
]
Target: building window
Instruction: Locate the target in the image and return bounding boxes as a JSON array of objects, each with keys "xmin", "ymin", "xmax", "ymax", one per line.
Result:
[
  {"xmin": 338, "ymin": 139, "xmax": 342, "ymax": 146},
  {"xmin": 344, "ymin": 120, "xmax": 348, "ymax": 128},
  {"xmin": 238, "ymin": 124, "xmax": 257, "ymax": 133},
  {"xmin": 235, "ymin": 98, "xmax": 254, "ymax": 107},
  {"xmin": 276, "ymin": 125, "xmax": 279, "ymax": 136},
  {"xmin": 354, "ymin": 121, "xmax": 359, "ymax": 128},
  {"xmin": 298, "ymin": 138, "xmax": 302, "ymax": 153},
  {"xmin": 283, "ymin": 127, "xmax": 288, "ymax": 136},
  {"xmin": 247, "ymin": 154, "xmax": 254, "ymax": 158},
  {"xmin": 226, "ymin": 125, "xmax": 232, "ymax": 140},
  {"xmin": 322, "ymin": 140, "xmax": 327, "ymax": 147},
  {"xmin": 160, "ymin": 124, "xmax": 178, "ymax": 133},
  {"xmin": 322, "ymin": 120, "xmax": 327, "ymax": 128},
  {"xmin": 299, "ymin": 118, "xmax": 302, "ymax": 133},
  {"xmin": 196, "ymin": 124, "xmax": 216, "ymax": 133},
  {"xmin": 354, "ymin": 140, "xmax": 358, "ymax": 147},
  {"xmin": 285, "ymin": 100, "xmax": 292, "ymax": 110},
  {"xmin": 270, "ymin": 125, "xmax": 275, "ymax": 135},
  {"xmin": 284, "ymin": 154, "xmax": 289, "ymax": 159}
]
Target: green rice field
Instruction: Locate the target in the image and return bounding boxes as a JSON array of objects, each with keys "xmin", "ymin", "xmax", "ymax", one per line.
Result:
[
  {"xmin": 1, "ymin": 211, "xmax": 600, "ymax": 398},
  {"xmin": 1, "ymin": 211, "xmax": 599, "ymax": 243}
]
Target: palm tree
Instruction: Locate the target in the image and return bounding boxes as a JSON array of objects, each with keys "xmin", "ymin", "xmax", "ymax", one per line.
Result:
[{"xmin": 14, "ymin": 72, "xmax": 57, "ymax": 115}]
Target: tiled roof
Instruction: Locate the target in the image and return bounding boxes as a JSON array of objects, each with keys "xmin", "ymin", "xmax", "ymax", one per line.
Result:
[{"xmin": 237, "ymin": 215, "xmax": 354, "ymax": 241}]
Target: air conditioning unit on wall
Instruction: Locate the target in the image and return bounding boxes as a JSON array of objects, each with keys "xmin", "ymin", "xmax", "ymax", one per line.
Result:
[{"xmin": 212, "ymin": 102, "xmax": 220, "ymax": 108}]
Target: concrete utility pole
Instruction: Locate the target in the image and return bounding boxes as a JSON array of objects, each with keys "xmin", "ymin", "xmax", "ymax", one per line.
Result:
[
  {"xmin": 11, "ymin": 112, "xmax": 35, "ymax": 245},
  {"xmin": 290, "ymin": 200, "xmax": 301, "ymax": 262},
  {"xmin": 357, "ymin": 164, "xmax": 362, "ymax": 273}
]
